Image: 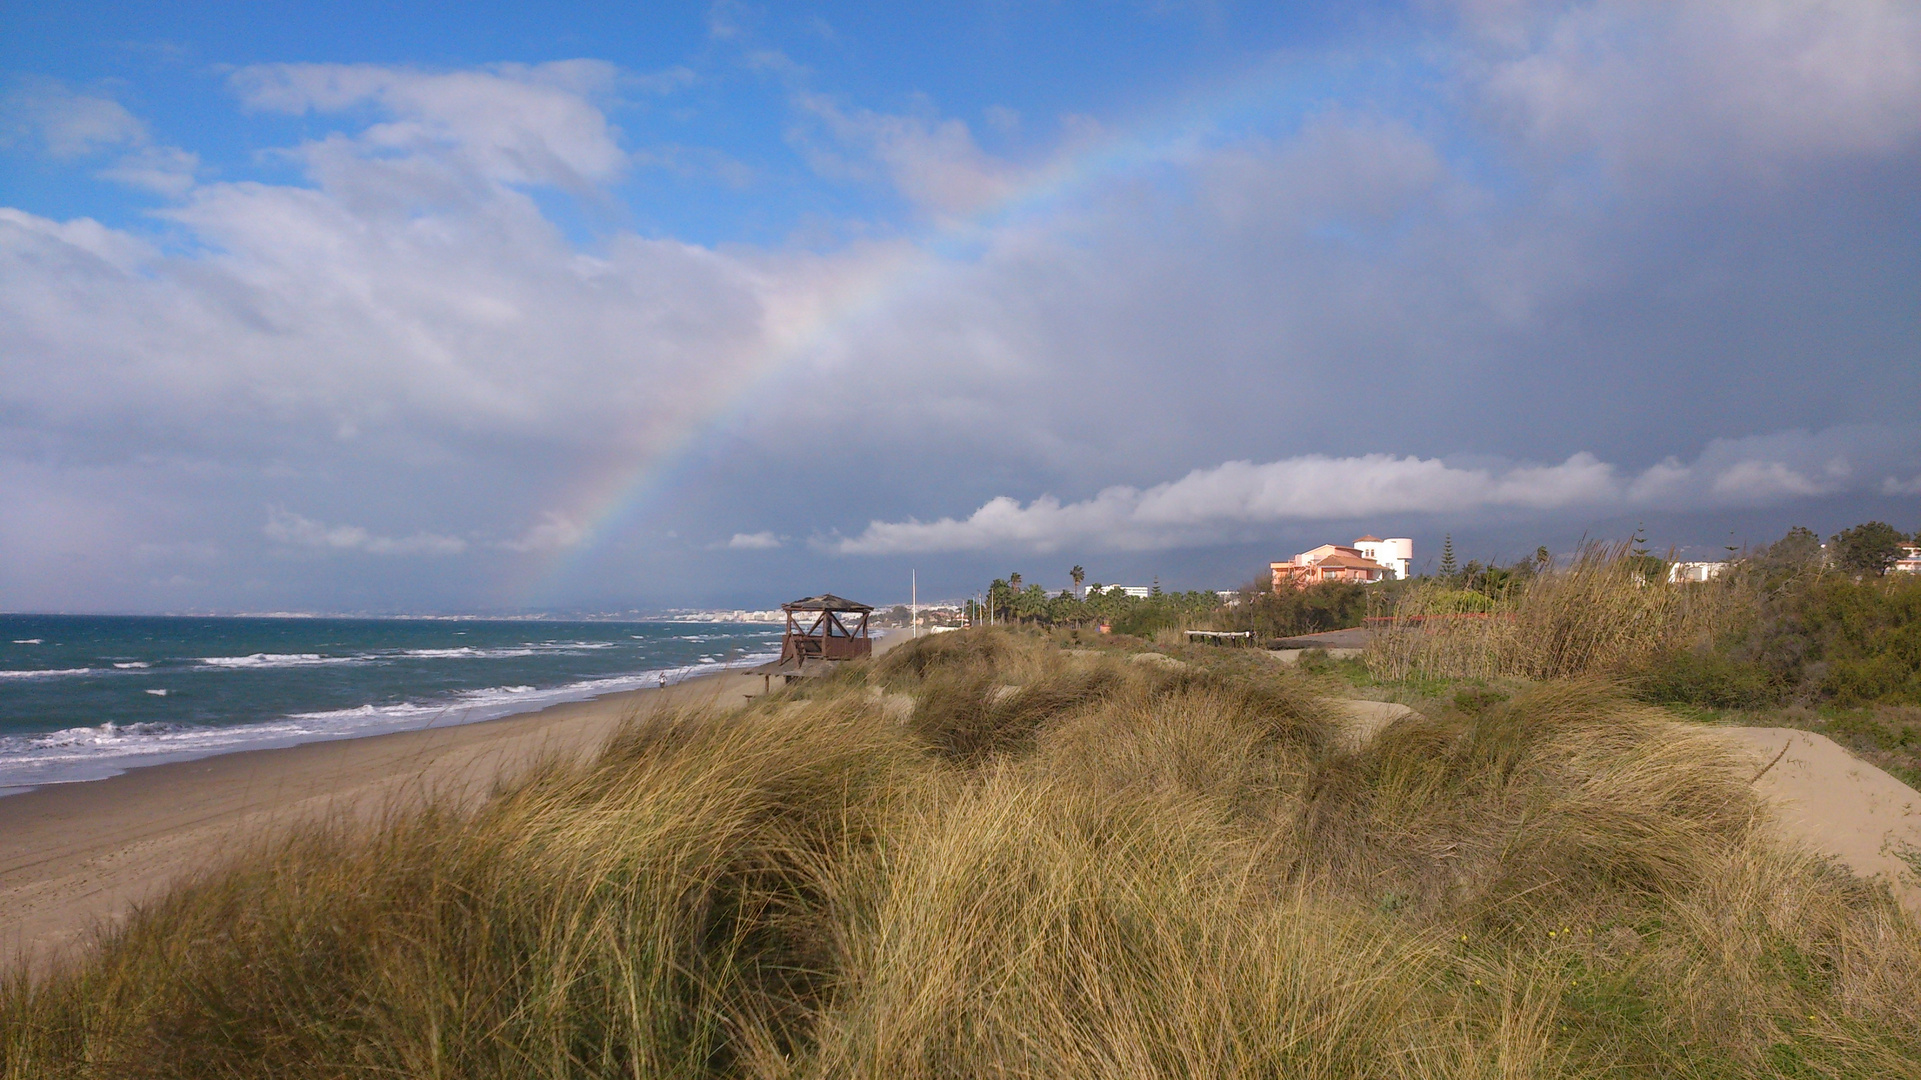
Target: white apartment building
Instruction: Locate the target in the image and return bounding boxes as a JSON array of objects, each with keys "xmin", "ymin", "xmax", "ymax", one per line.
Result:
[{"xmin": 1668, "ymin": 561, "xmax": 1729, "ymax": 584}]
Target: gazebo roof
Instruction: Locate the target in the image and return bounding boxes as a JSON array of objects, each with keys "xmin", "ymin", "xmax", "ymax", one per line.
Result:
[{"xmin": 781, "ymin": 593, "xmax": 874, "ymax": 613}]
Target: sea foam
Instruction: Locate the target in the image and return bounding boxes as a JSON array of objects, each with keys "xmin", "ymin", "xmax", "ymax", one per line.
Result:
[{"xmin": 0, "ymin": 651, "xmax": 776, "ymax": 793}]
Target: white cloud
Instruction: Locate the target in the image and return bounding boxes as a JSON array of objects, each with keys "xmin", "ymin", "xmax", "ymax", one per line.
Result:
[
  {"xmin": 790, "ymin": 91, "xmax": 1019, "ymax": 216},
  {"xmin": 3, "ymin": 78, "xmax": 199, "ymax": 194},
  {"xmin": 1707, "ymin": 459, "xmax": 1844, "ymax": 501},
  {"xmin": 0, "ymin": 207, "xmax": 155, "ymax": 268},
  {"xmin": 498, "ymin": 511, "xmax": 587, "ymax": 552},
  {"xmin": 3, "ymin": 79, "xmax": 147, "ymax": 157},
  {"xmin": 724, "ymin": 531, "xmax": 783, "ymax": 550},
  {"xmin": 265, "ymin": 508, "xmax": 467, "ymax": 556},
  {"xmin": 1471, "ymin": 0, "xmax": 1921, "ymax": 170},
  {"xmin": 231, "ymin": 61, "xmax": 629, "ymax": 191},
  {"xmin": 833, "ymin": 452, "xmax": 1620, "ymax": 555},
  {"xmin": 833, "ymin": 431, "xmax": 1917, "ymax": 555},
  {"xmin": 1883, "ymin": 474, "xmax": 1921, "ymax": 496},
  {"xmin": 95, "ymin": 144, "xmax": 201, "ymax": 196}
]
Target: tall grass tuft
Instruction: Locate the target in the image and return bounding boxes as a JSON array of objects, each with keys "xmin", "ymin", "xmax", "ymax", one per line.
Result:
[
  {"xmin": 1367, "ymin": 542, "xmax": 1749, "ymax": 682},
  {"xmin": 6, "ymin": 630, "xmax": 1919, "ymax": 1078},
  {"xmin": 2, "ymin": 699, "xmax": 924, "ymax": 1078}
]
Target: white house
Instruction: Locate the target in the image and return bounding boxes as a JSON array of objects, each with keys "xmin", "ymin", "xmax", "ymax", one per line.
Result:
[
  {"xmin": 1668, "ymin": 561, "xmax": 1729, "ymax": 584},
  {"xmin": 1352, "ymin": 536, "xmax": 1414, "ymax": 580},
  {"xmin": 1896, "ymin": 546, "xmax": 1921, "ymax": 574}
]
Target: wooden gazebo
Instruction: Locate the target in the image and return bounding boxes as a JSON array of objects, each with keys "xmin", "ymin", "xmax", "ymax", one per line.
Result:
[
  {"xmin": 749, "ymin": 594, "xmax": 874, "ymax": 693},
  {"xmin": 778, "ymin": 594, "xmax": 873, "ymax": 668}
]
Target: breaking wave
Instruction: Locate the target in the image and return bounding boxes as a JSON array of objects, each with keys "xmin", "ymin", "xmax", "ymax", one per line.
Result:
[{"xmin": 0, "ymin": 651, "xmax": 776, "ymax": 793}]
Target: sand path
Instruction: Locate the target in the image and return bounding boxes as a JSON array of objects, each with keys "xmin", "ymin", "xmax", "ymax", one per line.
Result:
[
  {"xmin": 1320, "ymin": 700, "xmax": 1921, "ymax": 917},
  {"xmin": 1709, "ymin": 726, "xmax": 1921, "ymax": 916},
  {"xmin": 1324, "ymin": 699, "xmax": 1414, "ymax": 751}
]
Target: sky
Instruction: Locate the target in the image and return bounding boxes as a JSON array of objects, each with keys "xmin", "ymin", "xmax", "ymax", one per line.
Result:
[{"xmin": 2, "ymin": 0, "xmax": 1918, "ymax": 614}]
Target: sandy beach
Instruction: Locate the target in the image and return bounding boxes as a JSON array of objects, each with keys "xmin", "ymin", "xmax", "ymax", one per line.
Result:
[{"xmin": 0, "ymin": 651, "xmax": 843, "ymax": 971}]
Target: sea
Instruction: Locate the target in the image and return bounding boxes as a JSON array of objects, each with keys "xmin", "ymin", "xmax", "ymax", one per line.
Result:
[{"xmin": 0, "ymin": 614, "xmax": 785, "ymax": 796}]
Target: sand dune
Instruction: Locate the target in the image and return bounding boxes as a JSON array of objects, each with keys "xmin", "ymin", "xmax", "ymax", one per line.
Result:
[
  {"xmin": 1322, "ymin": 700, "xmax": 1921, "ymax": 917},
  {"xmin": 1710, "ymin": 726, "xmax": 1921, "ymax": 916}
]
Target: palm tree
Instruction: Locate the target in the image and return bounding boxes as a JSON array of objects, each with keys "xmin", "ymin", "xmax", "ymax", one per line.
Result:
[
  {"xmin": 1070, "ymin": 565, "xmax": 1085, "ymax": 598},
  {"xmin": 1016, "ymin": 584, "xmax": 1048, "ymax": 625}
]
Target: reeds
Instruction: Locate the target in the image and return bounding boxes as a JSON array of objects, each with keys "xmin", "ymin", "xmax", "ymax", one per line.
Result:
[
  {"xmin": 1367, "ymin": 542, "xmax": 1750, "ymax": 682},
  {"xmin": 5, "ymin": 629, "xmax": 1918, "ymax": 1078}
]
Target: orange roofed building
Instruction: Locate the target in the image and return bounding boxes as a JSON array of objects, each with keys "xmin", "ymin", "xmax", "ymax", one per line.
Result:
[{"xmin": 1271, "ymin": 535, "xmax": 1412, "ymax": 591}]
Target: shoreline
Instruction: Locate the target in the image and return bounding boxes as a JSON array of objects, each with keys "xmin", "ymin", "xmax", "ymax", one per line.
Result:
[
  {"xmin": 0, "ymin": 654, "xmax": 778, "ymax": 799},
  {"xmin": 0, "ymin": 630, "xmax": 917, "ymax": 969}
]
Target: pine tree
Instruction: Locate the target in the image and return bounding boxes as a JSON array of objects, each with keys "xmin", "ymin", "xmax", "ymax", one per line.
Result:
[{"xmin": 1438, "ymin": 534, "xmax": 1458, "ymax": 579}]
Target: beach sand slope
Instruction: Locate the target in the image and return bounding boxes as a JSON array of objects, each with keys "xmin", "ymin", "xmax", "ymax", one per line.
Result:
[
  {"xmin": 1709, "ymin": 726, "xmax": 1921, "ymax": 917},
  {"xmin": 0, "ymin": 671, "xmax": 765, "ymax": 970}
]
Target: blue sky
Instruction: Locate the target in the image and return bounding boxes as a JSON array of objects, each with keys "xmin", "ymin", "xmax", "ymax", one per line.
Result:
[
  {"xmin": 1, "ymin": 3, "xmax": 1376, "ymax": 242},
  {"xmin": 3, "ymin": 1, "xmax": 1918, "ymax": 613}
]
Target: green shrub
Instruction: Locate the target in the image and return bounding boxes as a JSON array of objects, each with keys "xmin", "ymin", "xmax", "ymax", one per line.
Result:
[
  {"xmin": 1635, "ymin": 650, "xmax": 1781, "ymax": 710},
  {"xmin": 1226, "ymin": 581, "xmax": 1369, "ymax": 639},
  {"xmin": 1738, "ymin": 570, "xmax": 1921, "ymax": 706}
]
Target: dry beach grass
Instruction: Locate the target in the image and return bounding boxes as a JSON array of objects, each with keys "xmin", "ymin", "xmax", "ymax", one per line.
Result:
[
  {"xmin": 1364, "ymin": 543, "xmax": 1749, "ymax": 684},
  {"xmin": 5, "ymin": 629, "xmax": 1920, "ymax": 1078}
]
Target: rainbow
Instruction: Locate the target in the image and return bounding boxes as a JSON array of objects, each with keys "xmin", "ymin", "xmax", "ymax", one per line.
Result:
[{"xmin": 529, "ymin": 53, "xmax": 1351, "ymax": 601}]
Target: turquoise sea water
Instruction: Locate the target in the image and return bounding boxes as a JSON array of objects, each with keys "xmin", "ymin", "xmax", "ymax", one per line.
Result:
[{"xmin": 0, "ymin": 615, "xmax": 784, "ymax": 794}]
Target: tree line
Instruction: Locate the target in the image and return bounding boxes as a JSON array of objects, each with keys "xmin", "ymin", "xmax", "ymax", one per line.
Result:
[
  {"xmin": 971, "ymin": 567, "xmax": 1225, "ymax": 637},
  {"xmin": 968, "ymin": 521, "xmax": 1915, "ymax": 645}
]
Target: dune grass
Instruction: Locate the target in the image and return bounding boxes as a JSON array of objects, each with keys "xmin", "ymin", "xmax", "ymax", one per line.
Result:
[
  {"xmin": 1365, "ymin": 543, "xmax": 1750, "ymax": 684},
  {"xmin": 5, "ymin": 629, "xmax": 1920, "ymax": 1078}
]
